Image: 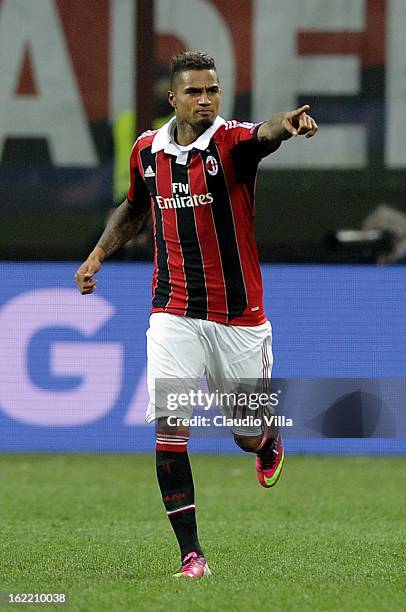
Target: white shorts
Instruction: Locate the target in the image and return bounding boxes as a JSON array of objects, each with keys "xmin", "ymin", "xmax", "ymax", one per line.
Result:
[{"xmin": 146, "ymin": 313, "xmax": 273, "ymax": 436}]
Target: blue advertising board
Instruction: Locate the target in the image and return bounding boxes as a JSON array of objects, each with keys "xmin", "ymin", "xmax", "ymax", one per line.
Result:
[{"xmin": 0, "ymin": 263, "xmax": 405, "ymax": 454}]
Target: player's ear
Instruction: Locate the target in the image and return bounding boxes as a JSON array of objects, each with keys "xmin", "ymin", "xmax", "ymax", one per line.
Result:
[{"xmin": 168, "ymin": 91, "xmax": 176, "ymax": 109}]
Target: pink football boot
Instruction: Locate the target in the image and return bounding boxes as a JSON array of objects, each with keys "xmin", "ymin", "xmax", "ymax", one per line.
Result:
[
  {"xmin": 256, "ymin": 434, "xmax": 284, "ymax": 488},
  {"xmin": 173, "ymin": 552, "xmax": 212, "ymax": 578}
]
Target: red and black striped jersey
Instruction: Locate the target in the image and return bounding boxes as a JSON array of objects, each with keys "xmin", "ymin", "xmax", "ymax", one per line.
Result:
[{"xmin": 127, "ymin": 116, "xmax": 273, "ymax": 326}]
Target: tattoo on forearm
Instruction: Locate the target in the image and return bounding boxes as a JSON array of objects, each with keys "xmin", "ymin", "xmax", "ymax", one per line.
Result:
[
  {"xmin": 258, "ymin": 113, "xmax": 288, "ymax": 149},
  {"xmin": 97, "ymin": 202, "xmax": 148, "ymax": 258},
  {"xmin": 258, "ymin": 132, "xmax": 282, "ymax": 152}
]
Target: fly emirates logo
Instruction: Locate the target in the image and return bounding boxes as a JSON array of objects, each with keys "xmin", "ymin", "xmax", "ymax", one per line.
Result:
[{"xmin": 155, "ymin": 182, "xmax": 213, "ymax": 210}]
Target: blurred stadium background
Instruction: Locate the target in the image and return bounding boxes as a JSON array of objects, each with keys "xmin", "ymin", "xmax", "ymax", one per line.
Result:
[
  {"xmin": 0, "ymin": 1, "xmax": 405, "ymax": 608},
  {"xmin": 2, "ymin": 0, "xmax": 406, "ymax": 264}
]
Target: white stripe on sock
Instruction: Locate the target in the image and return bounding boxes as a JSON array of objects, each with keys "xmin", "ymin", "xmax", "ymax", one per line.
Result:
[{"xmin": 166, "ymin": 504, "xmax": 196, "ymax": 516}]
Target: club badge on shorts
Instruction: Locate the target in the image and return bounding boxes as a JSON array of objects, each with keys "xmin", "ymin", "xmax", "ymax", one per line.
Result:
[{"xmin": 205, "ymin": 155, "xmax": 218, "ymax": 176}]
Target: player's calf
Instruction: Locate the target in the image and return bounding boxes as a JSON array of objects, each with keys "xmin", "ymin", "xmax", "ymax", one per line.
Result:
[{"xmin": 233, "ymin": 434, "xmax": 263, "ymax": 452}]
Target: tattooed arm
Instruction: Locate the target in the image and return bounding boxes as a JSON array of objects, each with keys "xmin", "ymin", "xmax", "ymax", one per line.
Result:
[
  {"xmin": 75, "ymin": 198, "xmax": 148, "ymax": 295},
  {"xmin": 257, "ymin": 104, "xmax": 318, "ymax": 152}
]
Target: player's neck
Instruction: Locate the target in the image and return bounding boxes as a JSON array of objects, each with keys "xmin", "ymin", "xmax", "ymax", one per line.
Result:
[{"xmin": 174, "ymin": 121, "xmax": 207, "ymax": 146}]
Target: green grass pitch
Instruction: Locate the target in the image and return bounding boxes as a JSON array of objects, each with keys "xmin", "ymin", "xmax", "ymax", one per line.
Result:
[{"xmin": 1, "ymin": 454, "xmax": 405, "ymax": 611}]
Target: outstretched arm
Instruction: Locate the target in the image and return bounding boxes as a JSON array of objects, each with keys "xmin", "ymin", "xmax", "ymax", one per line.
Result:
[
  {"xmin": 257, "ymin": 104, "xmax": 318, "ymax": 152},
  {"xmin": 75, "ymin": 198, "xmax": 148, "ymax": 295}
]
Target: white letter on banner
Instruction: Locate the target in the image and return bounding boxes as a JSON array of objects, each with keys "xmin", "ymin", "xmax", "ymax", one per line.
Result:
[
  {"xmin": 386, "ymin": 0, "xmax": 406, "ymax": 168},
  {"xmin": 156, "ymin": 0, "xmax": 235, "ymax": 119},
  {"xmin": 0, "ymin": 289, "xmax": 122, "ymax": 426},
  {"xmin": 253, "ymin": 0, "xmax": 367, "ymax": 168},
  {"xmin": 0, "ymin": 0, "xmax": 98, "ymax": 166}
]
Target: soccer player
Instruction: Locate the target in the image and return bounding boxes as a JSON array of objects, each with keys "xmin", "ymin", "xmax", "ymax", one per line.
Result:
[{"xmin": 75, "ymin": 51, "xmax": 318, "ymax": 579}]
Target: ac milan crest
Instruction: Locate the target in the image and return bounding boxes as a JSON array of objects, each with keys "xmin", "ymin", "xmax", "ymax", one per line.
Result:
[{"xmin": 205, "ymin": 155, "xmax": 218, "ymax": 176}]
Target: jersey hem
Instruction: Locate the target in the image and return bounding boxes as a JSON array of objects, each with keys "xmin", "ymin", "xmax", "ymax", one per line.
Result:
[{"xmin": 150, "ymin": 306, "xmax": 267, "ymax": 327}]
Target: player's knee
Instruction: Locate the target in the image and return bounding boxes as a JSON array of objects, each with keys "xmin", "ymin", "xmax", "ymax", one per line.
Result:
[
  {"xmin": 234, "ymin": 435, "xmax": 262, "ymax": 452},
  {"xmin": 156, "ymin": 416, "xmax": 188, "ymax": 435}
]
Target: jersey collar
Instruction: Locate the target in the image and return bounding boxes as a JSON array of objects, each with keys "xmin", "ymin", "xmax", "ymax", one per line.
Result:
[{"xmin": 151, "ymin": 115, "xmax": 226, "ymax": 158}]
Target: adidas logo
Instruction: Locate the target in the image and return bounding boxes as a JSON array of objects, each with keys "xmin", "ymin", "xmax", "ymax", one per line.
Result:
[{"xmin": 144, "ymin": 165, "xmax": 155, "ymax": 178}]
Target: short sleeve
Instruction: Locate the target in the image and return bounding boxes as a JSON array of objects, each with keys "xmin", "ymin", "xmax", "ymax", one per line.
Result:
[
  {"xmin": 222, "ymin": 121, "xmax": 271, "ymax": 160},
  {"xmin": 127, "ymin": 142, "xmax": 151, "ymax": 213},
  {"xmin": 221, "ymin": 121, "xmax": 271, "ymax": 185}
]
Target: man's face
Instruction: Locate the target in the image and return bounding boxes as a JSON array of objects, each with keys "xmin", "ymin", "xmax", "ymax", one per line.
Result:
[{"xmin": 168, "ymin": 69, "xmax": 221, "ymax": 130}]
